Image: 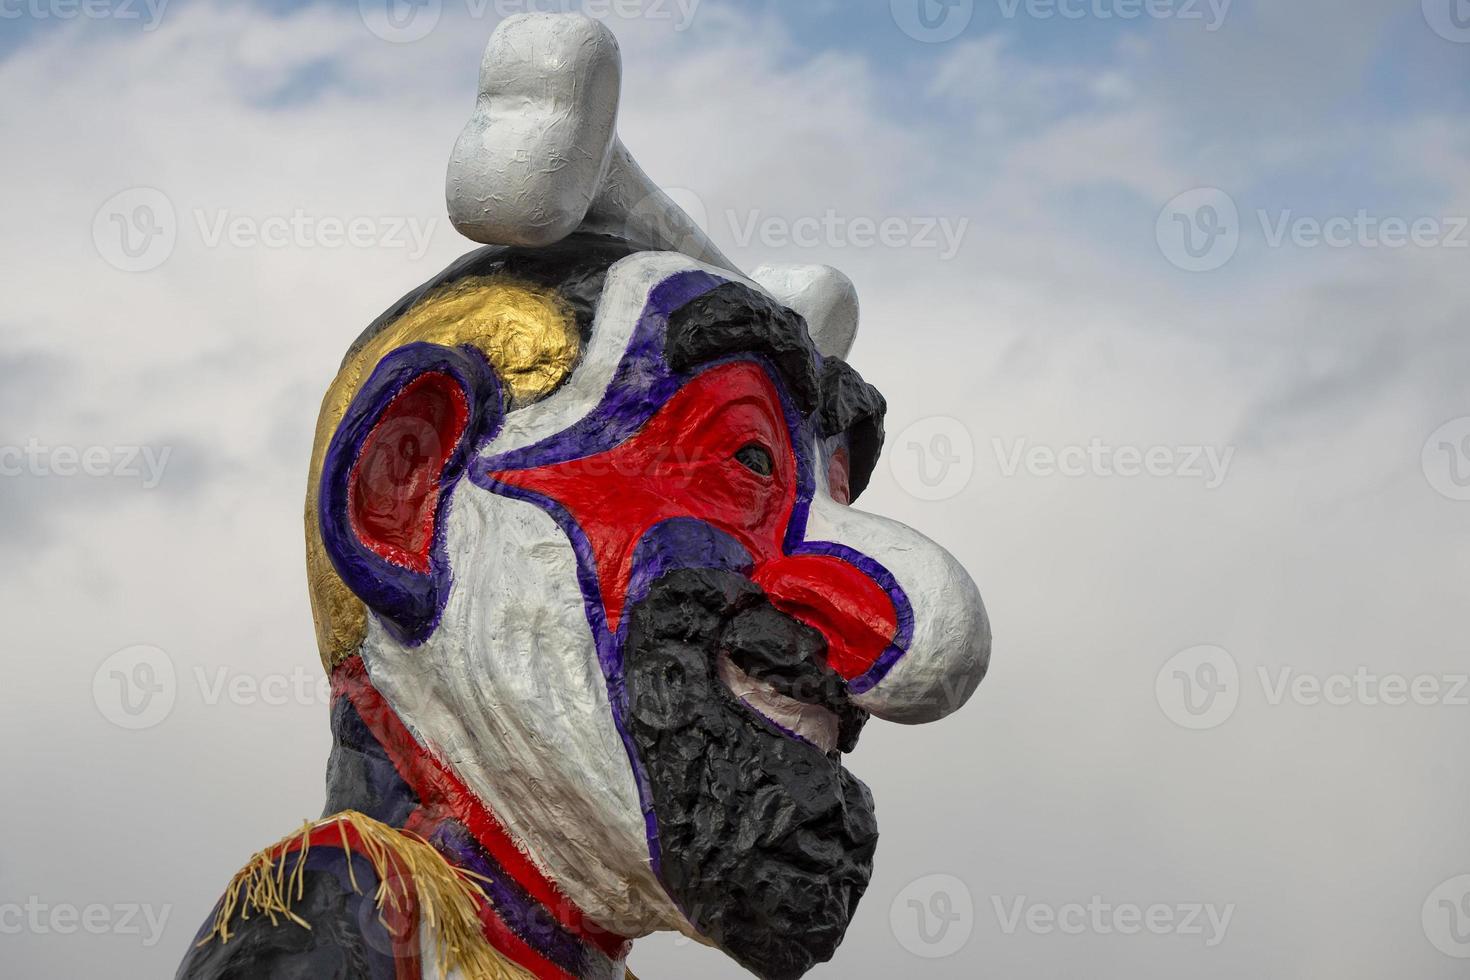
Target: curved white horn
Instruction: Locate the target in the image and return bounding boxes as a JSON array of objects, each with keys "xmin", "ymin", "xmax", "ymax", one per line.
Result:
[
  {"xmin": 446, "ymin": 13, "xmax": 738, "ymax": 273},
  {"xmin": 749, "ymin": 264, "xmax": 861, "ymax": 359}
]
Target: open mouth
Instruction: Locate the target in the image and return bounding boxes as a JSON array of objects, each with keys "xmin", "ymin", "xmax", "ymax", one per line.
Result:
[
  {"xmin": 718, "ymin": 653, "xmax": 842, "ymax": 755},
  {"xmin": 622, "ymin": 564, "xmax": 871, "ymax": 758},
  {"xmin": 709, "ymin": 591, "xmax": 872, "ymax": 757}
]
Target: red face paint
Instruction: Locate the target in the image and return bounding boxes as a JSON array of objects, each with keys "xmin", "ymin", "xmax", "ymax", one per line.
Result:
[
  {"xmin": 348, "ymin": 372, "xmax": 470, "ymax": 574},
  {"xmin": 826, "ymin": 446, "xmax": 852, "ymax": 506},
  {"xmin": 490, "ymin": 362, "xmax": 896, "ymax": 681}
]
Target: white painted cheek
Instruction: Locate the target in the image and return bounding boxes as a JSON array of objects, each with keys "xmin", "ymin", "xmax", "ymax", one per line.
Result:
[
  {"xmin": 362, "ymin": 483, "xmax": 688, "ymax": 936},
  {"xmin": 803, "ymin": 493, "xmax": 991, "ymax": 724}
]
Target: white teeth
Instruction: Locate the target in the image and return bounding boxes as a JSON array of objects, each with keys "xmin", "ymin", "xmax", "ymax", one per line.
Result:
[{"xmin": 717, "ymin": 654, "xmax": 840, "ymax": 755}]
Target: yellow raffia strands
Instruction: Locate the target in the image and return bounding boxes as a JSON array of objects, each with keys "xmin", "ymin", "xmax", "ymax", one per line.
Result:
[
  {"xmin": 199, "ymin": 810, "xmax": 536, "ymax": 980},
  {"xmin": 304, "ymin": 276, "xmax": 580, "ymax": 670}
]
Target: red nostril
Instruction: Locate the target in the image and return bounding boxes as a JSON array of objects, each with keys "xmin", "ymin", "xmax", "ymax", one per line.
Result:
[{"xmin": 752, "ymin": 554, "xmax": 898, "ymax": 681}]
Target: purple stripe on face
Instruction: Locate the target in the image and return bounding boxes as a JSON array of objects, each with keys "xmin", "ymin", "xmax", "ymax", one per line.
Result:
[
  {"xmin": 320, "ymin": 342, "xmax": 504, "ymax": 647},
  {"xmin": 786, "ymin": 539, "xmax": 916, "ymax": 694},
  {"xmin": 482, "ymin": 270, "xmax": 726, "ymax": 473},
  {"xmin": 624, "ymin": 519, "xmax": 756, "ymax": 612},
  {"xmin": 767, "ymin": 360, "xmax": 918, "ymax": 694}
]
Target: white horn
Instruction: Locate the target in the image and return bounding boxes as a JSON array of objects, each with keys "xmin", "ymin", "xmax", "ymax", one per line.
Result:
[
  {"xmin": 749, "ymin": 264, "xmax": 861, "ymax": 360},
  {"xmin": 446, "ymin": 13, "xmax": 738, "ymax": 274}
]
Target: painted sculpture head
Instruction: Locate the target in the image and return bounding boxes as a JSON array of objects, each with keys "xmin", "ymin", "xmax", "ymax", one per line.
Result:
[{"xmin": 298, "ymin": 13, "xmax": 989, "ymax": 980}]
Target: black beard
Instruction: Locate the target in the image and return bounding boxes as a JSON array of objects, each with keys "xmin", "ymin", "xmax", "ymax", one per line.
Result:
[{"xmin": 623, "ymin": 567, "xmax": 879, "ymax": 980}]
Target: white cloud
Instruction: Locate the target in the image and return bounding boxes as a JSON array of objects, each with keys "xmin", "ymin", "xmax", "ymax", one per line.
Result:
[{"xmin": 2, "ymin": 4, "xmax": 1467, "ymax": 979}]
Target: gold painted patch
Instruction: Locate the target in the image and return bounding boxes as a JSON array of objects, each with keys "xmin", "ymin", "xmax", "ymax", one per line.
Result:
[{"xmin": 305, "ymin": 277, "xmax": 580, "ymax": 670}]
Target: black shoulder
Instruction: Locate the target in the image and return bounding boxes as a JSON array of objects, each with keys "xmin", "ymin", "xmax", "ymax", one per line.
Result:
[{"xmin": 176, "ymin": 843, "xmax": 402, "ymax": 980}]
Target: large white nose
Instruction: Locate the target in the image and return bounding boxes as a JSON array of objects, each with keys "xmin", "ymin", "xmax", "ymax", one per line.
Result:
[{"xmin": 803, "ymin": 494, "xmax": 991, "ymax": 724}]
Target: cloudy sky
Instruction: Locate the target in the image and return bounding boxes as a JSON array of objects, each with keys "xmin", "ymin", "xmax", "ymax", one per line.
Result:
[{"xmin": 2, "ymin": 0, "xmax": 1468, "ymax": 976}]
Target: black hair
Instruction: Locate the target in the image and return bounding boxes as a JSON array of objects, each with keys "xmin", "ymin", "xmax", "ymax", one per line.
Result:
[{"xmin": 666, "ymin": 281, "xmax": 887, "ymax": 499}]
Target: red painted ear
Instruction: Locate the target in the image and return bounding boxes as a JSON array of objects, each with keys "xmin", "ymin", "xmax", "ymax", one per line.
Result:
[
  {"xmin": 347, "ymin": 372, "xmax": 470, "ymax": 574},
  {"xmin": 321, "ymin": 343, "xmax": 502, "ymax": 645}
]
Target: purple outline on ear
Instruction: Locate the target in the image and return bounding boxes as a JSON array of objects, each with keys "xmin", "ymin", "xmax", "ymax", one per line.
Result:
[{"xmin": 320, "ymin": 342, "xmax": 504, "ymax": 647}]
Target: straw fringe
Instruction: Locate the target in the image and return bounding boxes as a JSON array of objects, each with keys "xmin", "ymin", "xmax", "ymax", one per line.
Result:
[{"xmin": 197, "ymin": 810, "xmax": 535, "ymax": 980}]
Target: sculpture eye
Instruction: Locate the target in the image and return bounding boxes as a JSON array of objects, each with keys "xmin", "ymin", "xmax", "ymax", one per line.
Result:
[{"xmin": 735, "ymin": 442, "xmax": 774, "ymax": 477}]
